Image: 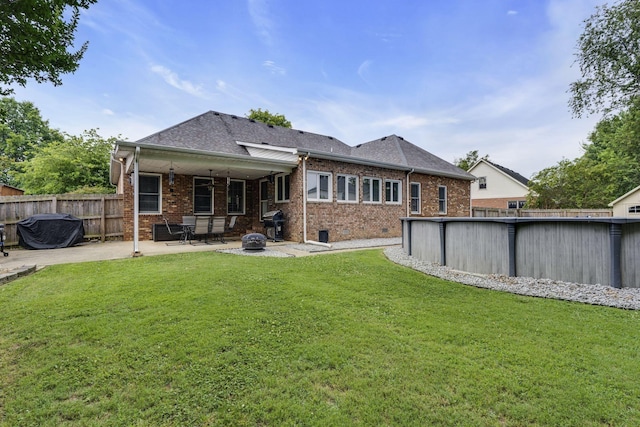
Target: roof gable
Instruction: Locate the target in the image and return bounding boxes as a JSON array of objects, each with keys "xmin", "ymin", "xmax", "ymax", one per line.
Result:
[
  {"xmin": 136, "ymin": 110, "xmax": 352, "ymax": 156},
  {"xmin": 352, "ymin": 135, "xmax": 474, "ymax": 179},
  {"xmin": 469, "ymin": 159, "xmax": 529, "ymax": 187}
]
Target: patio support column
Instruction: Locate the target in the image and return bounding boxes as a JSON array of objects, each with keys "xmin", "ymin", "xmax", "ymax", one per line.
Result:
[
  {"xmin": 132, "ymin": 146, "xmax": 140, "ymax": 255},
  {"xmin": 302, "ymin": 154, "xmax": 308, "ymax": 243}
]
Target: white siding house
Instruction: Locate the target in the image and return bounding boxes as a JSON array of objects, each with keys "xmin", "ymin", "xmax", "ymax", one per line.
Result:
[
  {"xmin": 468, "ymin": 159, "xmax": 529, "ymax": 209},
  {"xmin": 609, "ymin": 184, "xmax": 640, "ymax": 217}
]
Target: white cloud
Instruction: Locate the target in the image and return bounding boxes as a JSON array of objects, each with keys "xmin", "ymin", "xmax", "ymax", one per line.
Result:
[
  {"xmin": 248, "ymin": 0, "xmax": 275, "ymax": 46},
  {"xmin": 150, "ymin": 65, "xmax": 206, "ymax": 98},
  {"xmin": 102, "ymin": 108, "xmax": 115, "ymax": 116},
  {"xmin": 357, "ymin": 60, "xmax": 373, "ymax": 82},
  {"xmin": 263, "ymin": 60, "xmax": 286, "ymax": 75},
  {"xmin": 507, "ymin": 10, "xmax": 518, "ymax": 16}
]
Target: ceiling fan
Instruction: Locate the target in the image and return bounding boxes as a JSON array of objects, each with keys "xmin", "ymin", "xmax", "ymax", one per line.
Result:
[{"xmin": 194, "ymin": 170, "xmax": 215, "ymax": 191}]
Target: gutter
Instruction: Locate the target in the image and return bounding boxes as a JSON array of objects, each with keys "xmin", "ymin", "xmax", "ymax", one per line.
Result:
[{"xmin": 296, "ymin": 148, "xmax": 474, "ymax": 181}]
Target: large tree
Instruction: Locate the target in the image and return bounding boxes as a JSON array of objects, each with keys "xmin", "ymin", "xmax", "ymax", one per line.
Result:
[
  {"xmin": 0, "ymin": 0, "xmax": 97, "ymax": 96},
  {"xmin": 528, "ymin": 99, "xmax": 640, "ymax": 208},
  {"xmin": 246, "ymin": 108, "xmax": 292, "ymax": 128},
  {"xmin": 17, "ymin": 129, "xmax": 115, "ymax": 194},
  {"xmin": 569, "ymin": 0, "xmax": 640, "ymax": 118},
  {"xmin": 0, "ymin": 97, "xmax": 63, "ymax": 185},
  {"xmin": 453, "ymin": 150, "xmax": 489, "ymax": 171}
]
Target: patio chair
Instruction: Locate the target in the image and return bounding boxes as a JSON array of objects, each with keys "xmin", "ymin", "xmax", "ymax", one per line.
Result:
[
  {"xmin": 163, "ymin": 218, "xmax": 186, "ymax": 245},
  {"xmin": 191, "ymin": 216, "xmax": 211, "ymax": 244},
  {"xmin": 211, "ymin": 216, "xmax": 226, "ymax": 244},
  {"xmin": 226, "ymin": 215, "xmax": 237, "ymax": 233}
]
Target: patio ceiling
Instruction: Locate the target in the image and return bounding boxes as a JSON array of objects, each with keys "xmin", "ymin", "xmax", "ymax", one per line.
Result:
[{"xmin": 113, "ymin": 144, "xmax": 298, "ymax": 182}]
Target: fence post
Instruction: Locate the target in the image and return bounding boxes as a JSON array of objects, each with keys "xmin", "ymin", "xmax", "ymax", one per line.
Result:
[
  {"xmin": 100, "ymin": 197, "xmax": 106, "ymax": 242},
  {"xmin": 610, "ymin": 222, "xmax": 622, "ymax": 288},
  {"xmin": 439, "ymin": 221, "xmax": 446, "ymax": 266},
  {"xmin": 507, "ymin": 220, "xmax": 516, "ymax": 277}
]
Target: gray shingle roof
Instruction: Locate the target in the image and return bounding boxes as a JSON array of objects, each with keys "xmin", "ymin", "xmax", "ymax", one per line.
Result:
[
  {"xmin": 485, "ymin": 160, "xmax": 530, "ymax": 186},
  {"xmin": 134, "ymin": 111, "xmax": 473, "ymax": 180},
  {"xmin": 136, "ymin": 110, "xmax": 351, "ymax": 156},
  {"xmin": 352, "ymin": 135, "xmax": 475, "ymax": 179}
]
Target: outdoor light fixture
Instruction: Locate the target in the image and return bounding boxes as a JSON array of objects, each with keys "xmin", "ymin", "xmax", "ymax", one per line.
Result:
[{"xmin": 169, "ymin": 166, "xmax": 175, "ymax": 186}]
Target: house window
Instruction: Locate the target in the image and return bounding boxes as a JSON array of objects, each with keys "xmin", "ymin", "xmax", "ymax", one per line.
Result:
[
  {"xmin": 307, "ymin": 171, "xmax": 332, "ymax": 201},
  {"xmin": 139, "ymin": 174, "xmax": 161, "ymax": 214},
  {"xmin": 410, "ymin": 182, "xmax": 421, "ymax": 214},
  {"xmin": 629, "ymin": 205, "xmax": 640, "ymax": 214},
  {"xmin": 385, "ymin": 179, "xmax": 402, "ymax": 204},
  {"xmin": 479, "ymin": 177, "xmax": 487, "ymax": 189},
  {"xmin": 228, "ymin": 179, "xmax": 245, "ymax": 214},
  {"xmin": 363, "ymin": 177, "xmax": 382, "ymax": 203},
  {"xmin": 508, "ymin": 200, "xmax": 526, "ymax": 209},
  {"xmin": 276, "ymin": 174, "xmax": 290, "ymax": 203},
  {"xmin": 337, "ymin": 174, "xmax": 358, "ymax": 202},
  {"xmin": 193, "ymin": 177, "xmax": 213, "ymax": 214},
  {"xmin": 260, "ymin": 179, "xmax": 269, "ymax": 220},
  {"xmin": 438, "ymin": 185, "xmax": 447, "ymax": 214}
]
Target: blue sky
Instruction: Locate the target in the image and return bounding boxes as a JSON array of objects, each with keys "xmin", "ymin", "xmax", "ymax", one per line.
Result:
[{"xmin": 10, "ymin": 0, "xmax": 605, "ymax": 178}]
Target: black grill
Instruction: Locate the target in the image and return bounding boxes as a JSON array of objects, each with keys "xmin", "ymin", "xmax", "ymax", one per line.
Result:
[{"xmin": 263, "ymin": 210, "xmax": 284, "ymax": 242}]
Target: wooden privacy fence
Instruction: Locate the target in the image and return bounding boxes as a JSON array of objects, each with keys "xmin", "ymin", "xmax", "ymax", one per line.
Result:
[
  {"xmin": 472, "ymin": 207, "xmax": 612, "ymax": 217},
  {"xmin": 0, "ymin": 194, "xmax": 123, "ymax": 246},
  {"xmin": 402, "ymin": 217, "xmax": 640, "ymax": 289}
]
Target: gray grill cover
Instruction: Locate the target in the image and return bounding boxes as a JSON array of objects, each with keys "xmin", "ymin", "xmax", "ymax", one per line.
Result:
[{"xmin": 17, "ymin": 214, "xmax": 84, "ymax": 249}]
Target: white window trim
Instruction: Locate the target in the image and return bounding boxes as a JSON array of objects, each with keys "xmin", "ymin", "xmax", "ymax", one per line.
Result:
[
  {"xmin": 193, "ymin": 176, "xmax": 214, "ymax": 214},
  {"xmin": 227, "ymin": 179, "xmax": 246, "ymax": 215},
  {"xmin": 479, "ymin": 177, "xmax": 487, "ymax": 190},
  {"xmin": 307, "ymin": 170, "xmax": 333, "ymax": 202},
  {"xmin": 410, "ymin": 182, "xmax": 421, "ymax": 214},
  {"xmin": 385, "ymin": 179, "xmax": 402, "ymax": 205},
  {"xmin": 337, "ymin": 174, "xmax": 359, "ymax": 203},
  {"xmin": 139, "ymin": 173, "xmax": 162, "ymax": 214},
  {"xmin": 275, "ymin": 173, "xmax": 290, "ymax": 203},
  {"xmin": 363, "ymin": 176, "xmax": 382, "ymax": 204},
  {"xmin": 438, "ymin": 185, "xmax": 447, "ymax": 215}
]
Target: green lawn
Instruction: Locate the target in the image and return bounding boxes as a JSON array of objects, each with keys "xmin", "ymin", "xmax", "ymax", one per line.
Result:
[{"xmin": 1, "ymin": 249, "xmax": 639, "ymax": 426}]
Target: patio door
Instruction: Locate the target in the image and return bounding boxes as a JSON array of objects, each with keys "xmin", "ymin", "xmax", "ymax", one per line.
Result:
[{"xmin": 260, "ymin": 179, "xmax": 269, "ymax": 221}]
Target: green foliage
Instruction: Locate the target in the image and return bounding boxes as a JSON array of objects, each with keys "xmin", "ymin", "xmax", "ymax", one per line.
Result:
[
  {"xmin": 453, "ymin": 150, "xmax": 489, "ymax": 171},
  {"xmin": 246, "ymin": 108, "xmax": 292, "ymax": 128},
  {"xmin": 0, "ymin": 97, "xmax": 63, "ymax": 185},
  {"xmin": 528, "ymin": 101, "xmax": 640, "ymax": 208},
  {"xmin": 1, "ymin": 250, "xmax": 639, "ymax": 425},
  {"xmin": 0, "ymin": 0, "xmax": 97, "ymax": 95},
  {"xmin": 569, "ymin": 0, "xmax": 640, "ymax": 117},
  {"xmin": 17, "ymin": 129, "xmax": 116, "ymax": 194}
]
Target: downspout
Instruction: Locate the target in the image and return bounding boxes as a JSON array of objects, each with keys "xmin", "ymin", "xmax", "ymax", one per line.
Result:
[
  {"xmin": 302, "ymin": 154, "xmax": 307, "ymax": 243},
  {"xmin": 406, "ymin": 168, "xmax": 414, "ymax": 217},
  {"xmin": 301, "ymin": 152, "xmax": 332, "ymax": 248},
  {"xmin": 132, "ymin": 146, "xmax": 140, "ymax": 255}
]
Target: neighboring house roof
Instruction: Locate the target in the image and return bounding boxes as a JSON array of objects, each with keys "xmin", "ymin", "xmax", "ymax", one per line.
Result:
[
  {"xmin": 128, "ymin": 110, "xmax": 474, "ymax": 181},
  {"xmin": 608, "ymin": 184, "xmax": 640, "ymax": 207},
  {"xmin": 468, "ymin": 159, "xmax": 529, "ymax": 187}
]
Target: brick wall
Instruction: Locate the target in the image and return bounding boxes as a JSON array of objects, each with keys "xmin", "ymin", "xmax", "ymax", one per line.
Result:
[
  {"xmin": 472, "ymin": 197, "xmax": 526, "ymax": 209},
  {"xmin": 123, "ymin": 162, "xmax": 471, "ymax": 242}
]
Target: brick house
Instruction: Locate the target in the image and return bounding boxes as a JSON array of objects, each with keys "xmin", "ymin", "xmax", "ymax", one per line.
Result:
[
  {"xmin": 110, "ymin": 111, "xmax": 474, "ymax": 246},
  {"xmin": 467, "ymin": 159, "xmax": 530, "ymax": 209}
]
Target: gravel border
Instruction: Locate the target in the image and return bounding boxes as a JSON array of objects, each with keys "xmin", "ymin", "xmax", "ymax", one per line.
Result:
[{"xmin": 384, "ymin": 247, "xmax": 640, "ymax": 310}]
